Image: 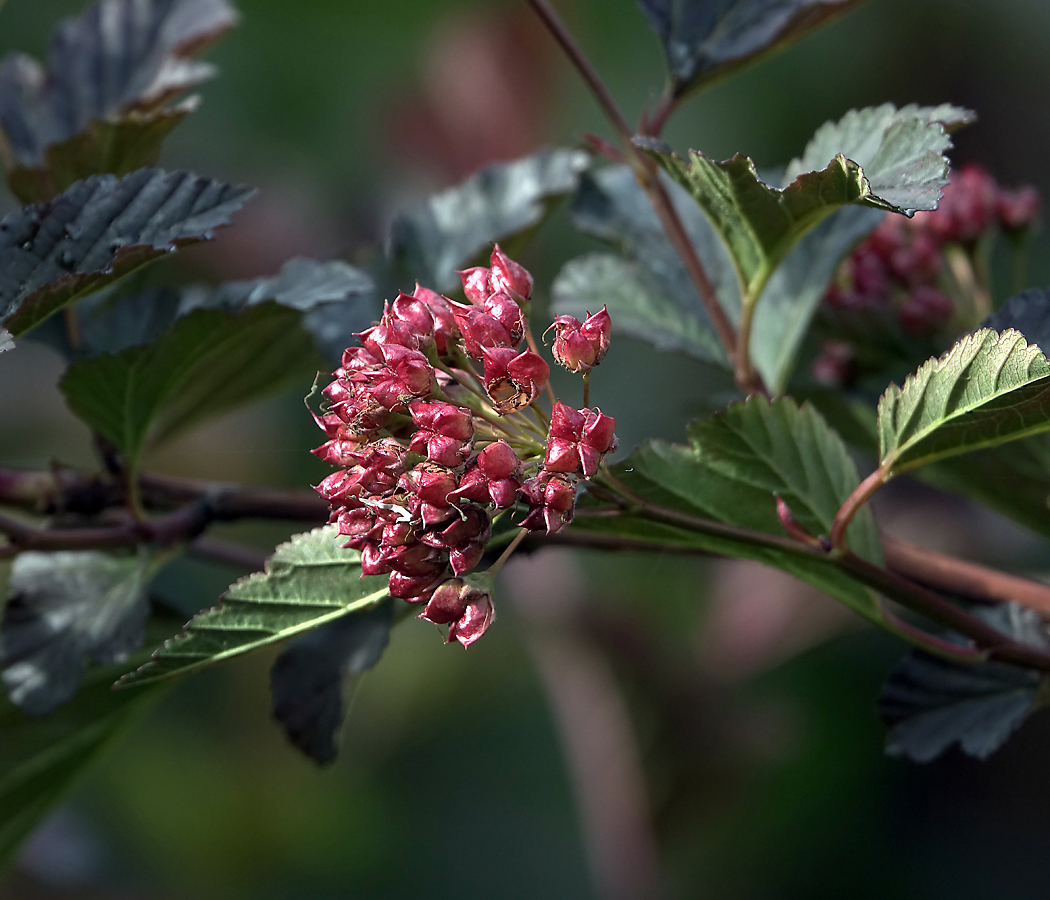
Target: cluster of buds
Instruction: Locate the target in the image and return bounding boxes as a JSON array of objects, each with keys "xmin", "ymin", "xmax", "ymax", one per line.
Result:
[
  {"xmin": 814, "ymin": 164, "xmax": 1041, "ymax": 386},
  {"xmin": 312, "ymin": 247, "xmax": 617, "ymax": 647}
]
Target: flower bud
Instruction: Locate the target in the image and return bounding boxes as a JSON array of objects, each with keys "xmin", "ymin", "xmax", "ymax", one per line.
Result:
[
  {"xmin": 420, "ymin": 575, "xmax": 496, "ymax": 647},
  {"xmin": 408, "ymin": 400, "xmax": 475, "ymax": 466},
  {"xmin": 519, "ymin": 471, "xmax": 576, "ymax": 534},
  {"xmin": 481, "ymin": 347, "xmax": 550, "ymax": 414},
  {"xmin": 458, "ymin": 267, "xmax": 492, "ymax": 303},
  {"xmin": 450, "ymin": 300, "xmax": 520, "ymax": 359},
  {"xmin": 544, "ymin": 403, "xmax": 617, "ymax": 478},
  {"xmin": 488, "ymin": 244, "xmax": 533, "ymax": 301},
  {"xmin": 413, "ymin": 284, "xmax": 458, "ymax": 354},
  {"xmin": 388, "ymin": 569, "xmax": 447, "ymax": 602},
  {"xmin": 546, "ymin": 307, "xmax": 611, "ymax": 373}
]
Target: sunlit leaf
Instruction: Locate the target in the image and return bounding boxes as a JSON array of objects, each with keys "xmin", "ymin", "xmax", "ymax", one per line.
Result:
[
  {"xmin": 880, "ymin": 604, "xmax": 1049, "ymax": 762},
  {"xmin": 59, "ymin": 258, "xmax": 359, "ymax": 465},
  {"xmin": 0, "ymin": 0, "xmax": 237, "ymax": 201},
  {"xmin": 271, "ymin": 600, "xmax": 394, "ymax": 765},
  {"xmin": 878, "ymin": 329, "xmax": 1050, "ymax": 475},
  {"xmin": 0, "ymin": 550, "xmax": 154, "ymax": 716},
  {"xmin": 638, "ymin": 0, "xmax": 865, "ymax": 99},
  {"xmin": 116, "ymin": 527, "xmax": 390, "ymax": 687},
  {"xmin": 0, "ymin": 169, "xmax": 255, "ymax": 338},
  {"xmin": 574, "ymin": 395, "xmax": 885, "ymax": 622}
]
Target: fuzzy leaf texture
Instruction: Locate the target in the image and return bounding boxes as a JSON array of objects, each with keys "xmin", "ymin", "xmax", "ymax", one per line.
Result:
[
  {"xmin": 117, "ymin": 527, "xmax": 390, "ymax": 687},
  {"xmin": 390, "ymin": 148, "xmax": 589, "ymax": 293},
  {"xmin": 59, "ymin": 258, "xmax": 360, "ymax": 466},
  {"xmin": 638, "ymin": 0, "xmax": 865, "ymax": 99},
  {"xmin": 636, "ymin": 104, "xmax": 970, "ymax": 302},
  {"xmin": 271, "ymin": 601, "xmax": 394, "ymax": 765},
  {"xmin": 574, "ymin": 396, "xmax": 886, "ymax": 623},
  {"xmin": 0, "ymin": 640, "xmax": 168, "ymax": 869},
  {"xmin": 877, "ymin": 329, "xmax": 1050, "ymax": 475},
  {"xmin": 0, "ymin": 550, "xmax": 155, "ymax": 716},
  {"xmin": 880, "ymin": 604, "xmax": 1050, "ymax": 762},
  {"xmin": 0, "ymin": 0, "xmax": 237, "ymax": 202},
  {"xmin": 0, "ymin": 168, "xmax": 255, "ymax": 337}
]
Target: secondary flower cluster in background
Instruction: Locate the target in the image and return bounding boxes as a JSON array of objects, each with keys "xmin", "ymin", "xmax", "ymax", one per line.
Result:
[
  {"xmin": 311, "ymin": 247, "xmax": 616, "ymax": 646},
  {"xmin": 813, "ymin": 163, "xmax": 1041, "ymax": 385}
]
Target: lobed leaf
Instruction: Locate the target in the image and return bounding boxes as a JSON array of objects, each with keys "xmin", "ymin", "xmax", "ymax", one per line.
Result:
[
  {"xmin": 877, "ymin": 329, "xmax": 1050, "ymax": 475},
  {"xmin": 574, "ymin": 396, "xmax": 885, "ymax": 622},
  {"xmin": 390, "ymin": 148, "xmax": 589, "ymax": 293},
  {"xmin": 0, "ymin": 0, "xmax": 237, "ymax": 201},
  {"xmin": 116, "ymin": 527, "xmax": 390, "ymax": 687},
  {"xmin": 59, "ymin": 258, "xmax": 361, "ymax": 465},
  {"xmin": 0, "ymin": 550, "xmax": 155, "ymax": 716},
  {"xmin": 880, "ymin": 604, "xmax": 1049, "ymax": 762},
  {"xmin": 0, "ymin": 168, "xmax": 255, "ymax": 338},
  {"xmin": 638, "ymin": 0, "xmax": 865, "ymax": 99},
  {"xmin": 271, "ymin": 600, "xmax": 394, "ymax": 765}
]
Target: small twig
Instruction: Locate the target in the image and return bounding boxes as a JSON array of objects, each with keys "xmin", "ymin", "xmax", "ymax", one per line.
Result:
[
  {"xmin": 830, "ymin": 466, "xmax": 886, "ymax": 550},
  {"xmin": 487, "ymin": 528, "xmax": 530, "ymax": 576},
  {"xmin": 582, "ymin": 370, "xmax": 591, "ymax": 408},
  {"xmin": 524, "ymin": 0, "xmax": 743, "ymax": 385}
]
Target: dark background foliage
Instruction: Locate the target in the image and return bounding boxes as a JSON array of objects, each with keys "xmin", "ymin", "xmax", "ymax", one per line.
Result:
[{"xmin": 4, "ymin": 0, "xmax": 1050, "ymax": 897}]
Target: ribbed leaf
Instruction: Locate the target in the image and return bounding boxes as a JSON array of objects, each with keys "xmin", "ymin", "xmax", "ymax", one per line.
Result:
[
  {"xmin": 574, "ymin": 396, "xmax": 885, "ymax": 622},
  {"xmin": 0, "ymin": 169, "xmax": 255, "ymax": 337},
  {"xmin": 271, "ymin": 600, "xmax": 394, "ymax": 765},
  {"xmin": 637, "ymin": 104, "xmax": 968, "ymax": 304},
  {"xmin": 59, "ymin": 258, "xmax": 362, "ymax": 465},
  {"xmin": 880, "ymin": 604, "xmax": 1049, "ymax": 762},
  {"xmin": 878, "ymin": 329, "xmax": 1050, "ymax": 475},
  {"xmin": 116, "ymin": 527, "xmax": 389, "ymax": 687},
  {"xmin": 638, "ymin": 0, "xmax": 865, "ymax": 99},
  {"xmin": 0, "ymin": 0, "xmax": 237, "ymax": 201}
]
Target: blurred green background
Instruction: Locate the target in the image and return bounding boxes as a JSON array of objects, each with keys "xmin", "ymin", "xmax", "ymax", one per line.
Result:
[{"xmin": 4, "ymin": 0, "xmax": 1050, "ymax": 897}]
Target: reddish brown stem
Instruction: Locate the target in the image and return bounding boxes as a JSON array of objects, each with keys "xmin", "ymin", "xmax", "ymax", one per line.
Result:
[{"xmin": 830, "ymin": 466, "xmax": 886, "ymax": 551}]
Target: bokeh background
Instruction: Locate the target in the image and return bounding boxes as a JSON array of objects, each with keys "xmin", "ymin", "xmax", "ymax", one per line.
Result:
[{"xmin": 3, "ymin": 0, "xmax": 1050, "ymax": 897}]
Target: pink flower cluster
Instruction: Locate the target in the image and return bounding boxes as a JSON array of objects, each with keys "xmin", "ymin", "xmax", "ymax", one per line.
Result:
[
  {"xmin": 311, "ymin": 247, "xmax": 617, "ymax": 646},
  {"xmin": 814, "ymin": 164, "xmax": 1041, "ymax": 385}
]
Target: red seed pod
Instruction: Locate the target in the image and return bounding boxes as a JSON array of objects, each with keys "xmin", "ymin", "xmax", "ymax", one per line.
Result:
[
  {"xmin": 388, "ymin": 568, "xmax": 448, "ymax": 602},
  {"xmin": 419, "ymin": 576, "xmax": 496, "ymax": 647},
  {"xmin": 361, "ymin": 344, "xmax": 435, "ymax": 410},
  {"xmin": 481, "ymin": 347, "xmax": 550, "ymax": 414},
  {"xmin": 544, "ymin": 403, "xmax": 617, "ymax": 478},
  {"xmin": 450, "ymin": 300, "xmax": 519, "ymax": 359},
  {"xmin": 481, "ymin": 291, "xmax": 526, "ymax": 345},
  {"xmin": 458, "ymin": 267, "xmax": 492, "ymax": 303},
  {"xmin": 488, "ymin": 244, "xmax": 533, "ymax": 302},
  {"xmin": 546, "ymin": 306, "xmax": 612, "ymax": 373},
  {"xmin": 408, "ymin": 400, "xmax": 475, "ymax": 466},
  {"xmin": 413, "ymin": 284, "xmax": 459, "ymax": 354},
  {"xmin": 519, "ymin": 471, "xmax": 576, "ymax": 534},
  {"xmin": 390, "ymin": 292, "xmax": 436, "ymax": 342}
]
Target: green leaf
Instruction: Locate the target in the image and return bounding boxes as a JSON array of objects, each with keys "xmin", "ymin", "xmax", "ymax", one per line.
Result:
[
  {"xmin": 880, "ymin": 604, "xmax": 1049, "ymax": 762},
  {"xmin": 59, "ymin": 257, "xmax": 361, "ymax": 465},
  {"xmin": 574, "ymin": 395, "xmax": 885, "ymax": 623},
  {"xmin": 0, "ymin": 169, "xmax": 255, "ymax": 338},
  {"xmin": 638, "ymin": 0, "xmax": 865, "ymax": 99},
  {"xmin": 116, "ymin": 527, "xmax": 390, "ymax": 688},
  {"xmin": 552, "ymin": 164, "xmax": 739, "ymax": 367},
  {"xmin": 983, "ymin": 287, "xmax": 1050, "ymax": 351},
  {"xmin": 6, "ymin": 104, "xmax": 196, "ymax": 206},
  {"xmin": 637, "ymin": 104, "xmax": 968, "ymax": 303},
  {"xmin": 0, "ymin": 550, "xmax": 155, "ymax": 716},
  {"xmin": 750, "ymin": 205, "xmax": 882, "ymax": 393},
  {"xmin": 270, "ymin": 600, "xmax": 394, "ymax": 765},
  {"xmin": 0, "ymin": 0, "xmax": 237, "ymax": 201},
  {"xmin": 784, "ymin": 103, "xmax": 976, "ymax": 192},
  {"xmin": 0, "ymin": 621, "xmax": 173, "ymax": 869},
  {"xmin": 877, "ymin": 328, "xmax": 1050, "ymax": 475},
  {"xmin": 551, "ymin": 253, "xmax": 727, "ymax": 361},
  {"xmin": 390, "ymin": 147, "xmax": 590, "ymax": 293}
]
